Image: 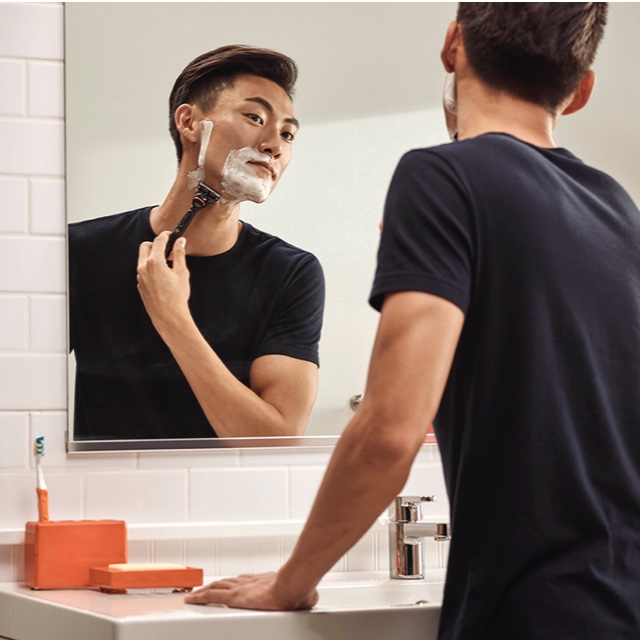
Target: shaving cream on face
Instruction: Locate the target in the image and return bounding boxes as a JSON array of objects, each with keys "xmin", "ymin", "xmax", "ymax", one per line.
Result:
[
  {"xmin": 187, "ymin": 120, "xmax": 213, "ymax": 189},
  {"xmin": 443, "ymin": 73, "xmax": 458, "ymax": 115},
  {"xmin": 443, "ymin": 73, "xmax": 458, "ymax": 141},
  {"xmin": 221, "ymin": 147, "xmax": 273, "ymax": 204}
]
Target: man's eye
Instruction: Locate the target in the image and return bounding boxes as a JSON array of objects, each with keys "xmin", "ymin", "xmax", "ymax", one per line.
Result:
[
  {"xmin": 281, "ymin": 131, "xmax": 295, "ymax": 142},
  {"xmin": 246, "ymin": 113, "xmax": 264, "ymax": 124}
]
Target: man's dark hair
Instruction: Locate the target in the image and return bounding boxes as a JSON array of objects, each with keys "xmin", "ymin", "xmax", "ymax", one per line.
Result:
[
  {"xmin": 169, "ymin": 45, "xmax": 298, "ymax": 162},
  {"xmin": 456, "ymin": 3, "xmax": 608, "ymax": 111}
]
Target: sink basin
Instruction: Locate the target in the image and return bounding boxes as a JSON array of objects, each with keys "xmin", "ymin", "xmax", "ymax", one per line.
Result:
[
  {"xmin": 316, "ymin": 571, "xmax": 444, "ymax": 609},
  {"xmin": 0, "ymin": 571, "xmax": 445, "ymax": 640}
]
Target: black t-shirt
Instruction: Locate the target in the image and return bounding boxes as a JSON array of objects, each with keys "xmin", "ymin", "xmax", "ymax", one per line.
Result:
[
  {"xmin": 370, "ymin": 133, "xmax": 640, "ymax": 639},
  {"xmin": 69, "ymin": 207, "xmax": 325, "ymax": 439}
]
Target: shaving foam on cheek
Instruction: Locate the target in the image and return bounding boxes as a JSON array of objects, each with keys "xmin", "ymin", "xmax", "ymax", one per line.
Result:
[
  {"xmin": 443, "ymin": 73, "xmax": 458, "ymax": 142},
  {"xmin": 220, "ymin": 147, "xmax": 272, "ymax": 204},
  {"xmin": 187, "ymin": 120, "xmax": 213, "ymax": 189}
]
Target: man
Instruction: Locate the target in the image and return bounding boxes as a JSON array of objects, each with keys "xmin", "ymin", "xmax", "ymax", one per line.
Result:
[
  {"xmin": 69, "ymin": 46, "xmax": 324, "ymax": 440},
  {"xmin": 185, "ymin": 4, "xmax": 640, "ymax": 639}
]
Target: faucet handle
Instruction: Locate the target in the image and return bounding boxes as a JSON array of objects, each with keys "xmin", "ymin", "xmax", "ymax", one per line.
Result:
[
  {"xmin": 400, "ymin": 495, "xmax": 437, "ymax": 505},
  {"xmin": 390, "ymin": 495, "xmax": 437, "ymax": 522}
]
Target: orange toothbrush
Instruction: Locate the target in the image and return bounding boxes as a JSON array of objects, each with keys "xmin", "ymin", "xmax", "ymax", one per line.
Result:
[{"xmin": 34, "ymin": 437, "xmax": 49, "ymax": 522}]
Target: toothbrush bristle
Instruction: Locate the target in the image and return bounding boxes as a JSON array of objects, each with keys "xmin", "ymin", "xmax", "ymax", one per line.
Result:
[{"xmin": 34, "ymin": 436, "xmax": 45, "ymax": 457}]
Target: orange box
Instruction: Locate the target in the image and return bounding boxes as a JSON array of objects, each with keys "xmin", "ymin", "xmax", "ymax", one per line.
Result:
[
  {"xmin": 24, "ymin": 520, "xmax": 127, "ymax": 589},
  {"xmin": 89, "ymin": 566, "xmax": 203, "ymax": 591}
]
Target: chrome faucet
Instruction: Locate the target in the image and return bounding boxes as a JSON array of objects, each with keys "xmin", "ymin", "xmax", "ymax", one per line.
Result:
[{"xmin": 389, "ymin": 495, "xmax": 450, "ymax": 579}]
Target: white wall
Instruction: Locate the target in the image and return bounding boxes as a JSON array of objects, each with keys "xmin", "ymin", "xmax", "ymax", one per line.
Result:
[
  {"xmin": 255, "ymin": 109, "xmax": 447, "ymax": 434},
  {"xmin": 0, "ymin": 2, "xmax": 449, "ymax": 583}
]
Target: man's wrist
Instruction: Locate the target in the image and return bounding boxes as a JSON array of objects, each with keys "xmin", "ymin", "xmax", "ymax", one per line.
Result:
[
  {"xmin": 154, "ymin": 307, "xmax": 193, "ymax": 341},
  {"xmin": 273, "ymin": 563, "xmax": 318, "ymax": 609}
]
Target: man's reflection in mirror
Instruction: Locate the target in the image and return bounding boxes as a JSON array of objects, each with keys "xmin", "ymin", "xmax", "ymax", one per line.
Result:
[{"xmin": 68, "ymin": 46, "xmax": 325, "ymax": 440}]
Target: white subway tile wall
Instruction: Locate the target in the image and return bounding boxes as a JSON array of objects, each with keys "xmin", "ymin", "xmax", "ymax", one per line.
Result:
[
  {"xmin": 30, "ymin": 178, "xmax": 65, "ymax": 235},
  {"xmin": 0, "ymin": 177, "xmax": 28, "ymax": 232},
  {"xmin": 0, "ymin": 413, "xmax": 29, "ymax": 469},
  {"xmin": 0, "ymin": 119, "xmax": 65, "ymax": 175},
  {"xmin": 0, "ymin": 296, "xmax": 28, "ymax": 351},
  {"xmin": 0, "ymin": 59, "xmax": 26, "ymax": 116},
  {"xmin": 289, "ymin": 466, "xmax": 327, "ymax": 520},
  {"xmin": 0, "ymin": 236, "xmax": 65, "ymax": 292},
  {"xmin": 0, "ymin": 2, "xmax": 449, "ymax": 583},
  {"xmin": 29, "ymin": 295, "xmax": 66, "ymax": 351},
  {"xmin": 189, "ymin": 468, "xmax": 289, "ymax": 522},
  {"xmin": 27, "ymin": 61, "xmax": 64, "ymax": 119},
  {"xmin": 84, "ymin": 471, "xmax": 189, "ymax": 524}
]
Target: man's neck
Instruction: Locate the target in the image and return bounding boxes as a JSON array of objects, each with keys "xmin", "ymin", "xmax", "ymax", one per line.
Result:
[
  {"xmin": 456, "ymin": 77, "xmax": 559, "ymax": 149},
  {"xmin": 150, "ymin": 173, "xmax": 242, "ymax": 257}
]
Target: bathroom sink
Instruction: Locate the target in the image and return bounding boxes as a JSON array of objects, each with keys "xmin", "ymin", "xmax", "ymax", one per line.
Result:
[
  {"xmin": 0, "ymin": 571, "xmax": 445, "ymax": 640},
  {"xmin": 316, "ymin": 570, "xmax": 444, "ymax": 609}
]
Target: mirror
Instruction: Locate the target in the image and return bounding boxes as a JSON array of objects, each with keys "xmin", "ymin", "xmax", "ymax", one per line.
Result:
[{"xmin": 65, "ymin": 3, "xmax": 640, "ymax": 452}]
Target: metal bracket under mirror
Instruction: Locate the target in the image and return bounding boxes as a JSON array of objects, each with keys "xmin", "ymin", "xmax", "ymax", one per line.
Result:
[{"xmin": 66, "ymin": 433, "xmax": 342, "ymax": 454}]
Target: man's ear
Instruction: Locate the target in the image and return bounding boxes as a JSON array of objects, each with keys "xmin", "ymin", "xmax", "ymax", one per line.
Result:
[
  {"xmin": 562, "ymin": 70, "xmax": 596, "ymax": 116},
  {"xmin": 174, "ymin": 104, "xmax": 202, "ymax": 143},
  {"xmin": 441, "ymin": 21, "xmax": 461, "ymax": 73}
]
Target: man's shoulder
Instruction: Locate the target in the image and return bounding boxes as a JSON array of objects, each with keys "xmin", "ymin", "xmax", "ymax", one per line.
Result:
[
  {"xmin": 396, "ymin": 134, "xmax": 586, "ymax": 191},
  {"xmin": 69, "ymin": 206, "xmax": 153, "ymax": 243},
  {"xmin": 401, "ymin": 133, "xmax": 532, "ymax": 164},
  {"xmin": 240, "ymin": 222, "xmax": 321, "ymax": 268}
]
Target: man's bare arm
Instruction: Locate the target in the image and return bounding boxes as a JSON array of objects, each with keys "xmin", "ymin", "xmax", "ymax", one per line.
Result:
[
  {"xmin": 136, "ymin": 232, "xmax": 318, "ymax": 437},
  {"xmin": 185, "ymin": 289, "xmax": 464, "ymax": 608}
]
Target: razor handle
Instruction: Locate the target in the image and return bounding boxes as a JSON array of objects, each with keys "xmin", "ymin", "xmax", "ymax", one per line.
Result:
[{"xmin": 164, "ymin": 182, "xmax": 221, "ymax": 264}]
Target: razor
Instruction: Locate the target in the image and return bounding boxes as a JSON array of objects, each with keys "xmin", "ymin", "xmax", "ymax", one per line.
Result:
[{"xmin": 164, "ymin": 182, "xmax": 221, "ymax": 264}]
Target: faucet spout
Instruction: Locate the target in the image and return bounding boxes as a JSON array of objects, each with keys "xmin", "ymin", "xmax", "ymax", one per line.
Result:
[{"xmin": 403, "ymin": 521, "xmax": 450, "ymax": 542}]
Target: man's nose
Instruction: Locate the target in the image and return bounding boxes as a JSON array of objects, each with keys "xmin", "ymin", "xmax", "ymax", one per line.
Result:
[{"xmin": 258, "ymin": 129, "xmax": 282, "ymax": 158}]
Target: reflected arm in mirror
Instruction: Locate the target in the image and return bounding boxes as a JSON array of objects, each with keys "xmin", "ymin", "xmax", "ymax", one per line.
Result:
[
  {"xmin": 186, "ymin": 290, "xmax": 464, "ymax": 609},
  {"xmin": 137, "ymin": 232, "xmax": 318, "ymax": 438}
]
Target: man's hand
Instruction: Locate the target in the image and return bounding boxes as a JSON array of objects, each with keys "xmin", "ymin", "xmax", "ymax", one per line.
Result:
[
  {"xmin": 184, "ymin": 572, "xmax": 319, "ymax": 611},
  {"xmin": 137, "ymin": 231, "xmax": 191, "ymax": 335}
]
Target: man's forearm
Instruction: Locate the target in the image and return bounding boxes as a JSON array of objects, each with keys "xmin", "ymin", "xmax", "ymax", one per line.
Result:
[
  {"xmin": 275, "ymin": 292, "xmax": 465, "ymax": 602},
  {"xmin": 159, "ymin": 314, "xmax": 297, "ymax": 437},
  {"xmin": 274, "ymin": 405, "xmax": 427, "ymax": 603}
]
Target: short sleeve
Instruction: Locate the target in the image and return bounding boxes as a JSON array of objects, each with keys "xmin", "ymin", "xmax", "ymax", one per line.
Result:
[
  {"xmin": 369, "ymin": 149, "xmax": 474, "ymax": 313},
  {"xmin": 254, "ymin": 254, "xmax": 325, "ymax": 366}
]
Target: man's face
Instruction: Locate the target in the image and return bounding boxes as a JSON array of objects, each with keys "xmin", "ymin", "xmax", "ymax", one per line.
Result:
[{"xmin": 193, "ymin": 74, "xmax": 298, "ymax": 203}]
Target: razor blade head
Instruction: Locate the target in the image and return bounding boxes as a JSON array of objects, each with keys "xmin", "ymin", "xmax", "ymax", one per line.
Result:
[{"xmin": 193, "ymin": 182, "xmax": 221, "ymax": 209}]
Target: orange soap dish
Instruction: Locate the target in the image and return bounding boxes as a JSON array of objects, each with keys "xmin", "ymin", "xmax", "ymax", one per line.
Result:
[{"xmin": 89, "ymin": 563, "xmax": 204, "ymax": 593}]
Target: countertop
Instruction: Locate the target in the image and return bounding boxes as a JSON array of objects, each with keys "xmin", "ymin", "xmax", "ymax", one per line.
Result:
[{"xmin": 0, "ymin": 572, "xmax": 444, "ymax": 640}]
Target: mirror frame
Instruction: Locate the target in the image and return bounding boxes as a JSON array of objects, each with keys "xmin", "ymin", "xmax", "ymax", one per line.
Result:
[{"xmin": 66, "ymin": 435, "xmax": 340, "ymax": 453}]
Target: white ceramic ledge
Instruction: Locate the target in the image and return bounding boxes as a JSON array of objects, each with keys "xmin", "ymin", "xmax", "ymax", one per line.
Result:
[
  {"xmin": 0, "ymin": 571, "xmax": 444, "ymax": 640},
  {"xmin": 4, "ymin": 515, "xmax": 446, "ymax": 545},
  {"xmin": 0, "ymin": 519, "xmax": 393, "ymax": 545}
]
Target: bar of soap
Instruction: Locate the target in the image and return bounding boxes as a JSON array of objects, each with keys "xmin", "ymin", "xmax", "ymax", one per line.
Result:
[{"xmin": 107, "ymin": 563, "xmax": 186, "ymax": 572}]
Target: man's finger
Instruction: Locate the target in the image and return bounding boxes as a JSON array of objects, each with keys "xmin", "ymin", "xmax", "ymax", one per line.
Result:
[
  {"xmin": 171, "ymin": 236, "xmax": 187, "ymax": 269},
  {"xmin": 184, "ymin": 587, "xmax": 230, "ymax": 605},
  {"xmin": 192, "ymin": 579, "xmax": 235, "ymax": 593},
  {"xmin": 152, "ymin": 230, "xmax": 171, "ymax": 255},
  {"xmin": 138, "ymin": 240, "xmax": 153, "ymax": 262}
]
